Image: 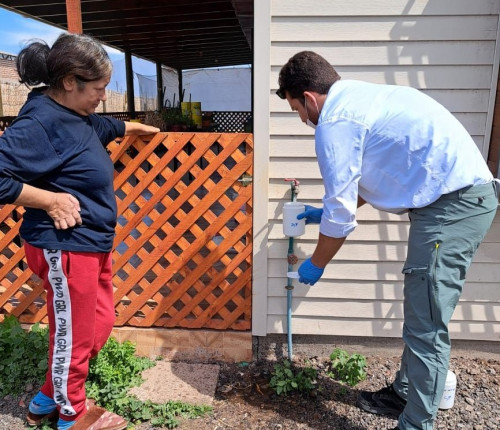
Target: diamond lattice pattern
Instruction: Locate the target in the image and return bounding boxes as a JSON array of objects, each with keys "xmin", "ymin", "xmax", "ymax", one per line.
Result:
[{"xmin": 0, "ymin": 132, "xmax": 253, "ymax": 331}]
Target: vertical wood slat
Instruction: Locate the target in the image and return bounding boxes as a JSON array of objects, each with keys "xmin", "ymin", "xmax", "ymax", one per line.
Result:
[
  {"xmin": 65, "ymin": 0, "xmax": 83, "ymax": 34},
  {"xmin": 0, "ymin": 132, "xmax": 253, "ymax": 331}
]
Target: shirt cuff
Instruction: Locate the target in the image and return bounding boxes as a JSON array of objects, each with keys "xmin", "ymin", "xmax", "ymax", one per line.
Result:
[{"xmin": 319, "ymin": 217, "xmax": 357, "ymax": 238}]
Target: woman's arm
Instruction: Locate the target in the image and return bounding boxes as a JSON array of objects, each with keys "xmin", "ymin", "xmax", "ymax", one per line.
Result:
[
  {"xmin": 14, "ymin": 184, "xmax": 82, "ymax": 230},
  {"xmin": 123, "ymin": 121, "xmax": 160, "ymax": 136}
]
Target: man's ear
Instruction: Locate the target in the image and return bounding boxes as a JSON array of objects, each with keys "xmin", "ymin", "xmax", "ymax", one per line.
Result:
[
  {"xmin": 303, "ymin": 91, "xmax": 316, "ymax": 106},
  {"xmin": 62, "ymin": 75, "xmax": 76, "ymax": 92}
]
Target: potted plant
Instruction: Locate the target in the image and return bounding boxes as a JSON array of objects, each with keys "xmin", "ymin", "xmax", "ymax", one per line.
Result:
[
  {"xmin": 143, "ymin": 110, "xmax": 166, "ymax": 131},
  {"xmin": 161, "ymin": 108, "xmax": 194, "ymax": 131}
]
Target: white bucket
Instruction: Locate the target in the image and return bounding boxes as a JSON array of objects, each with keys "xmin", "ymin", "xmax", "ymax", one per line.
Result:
[
  {"xmin": 439, "ymin": 370, "xmax": 457, "ymax": 409},
  {"xmin": 283, "ymin": 202, "xmax": 305, "ymax": 237}
]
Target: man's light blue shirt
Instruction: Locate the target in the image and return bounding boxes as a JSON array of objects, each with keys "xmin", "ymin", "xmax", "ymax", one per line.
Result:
[{"xmin": 315, "ymin": 80, "xmax": 493, "ymax": 238}]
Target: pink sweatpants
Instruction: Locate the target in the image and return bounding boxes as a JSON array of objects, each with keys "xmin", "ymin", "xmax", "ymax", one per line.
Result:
[{"xmin": 24, "ymin": 242, "xmax": 115, "ymax": 421}]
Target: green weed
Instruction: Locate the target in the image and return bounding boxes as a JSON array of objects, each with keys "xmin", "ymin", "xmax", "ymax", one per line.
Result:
[
  {"xmin": 327, "ymin": 348, "xmax": 367, "ymax": 387},
  {"xmin": 0, "ymin": 316, "xmax": 211, "ymax": 428},
  {"xmin": 86, "ymin": 337, "xmax": 211, "ymax": 428},
  {"xmin": 269, "ymin": 359, "xmax": 318, "ymax": 396},
  {"xmin": 0, "ymin": 315, "xmax": 48, "ymax": 397}
]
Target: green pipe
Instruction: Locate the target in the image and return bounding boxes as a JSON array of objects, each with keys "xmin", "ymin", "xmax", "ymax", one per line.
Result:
[{"xmin": 285, "ymin": 179, "xmax": 299, "ymax": 360}]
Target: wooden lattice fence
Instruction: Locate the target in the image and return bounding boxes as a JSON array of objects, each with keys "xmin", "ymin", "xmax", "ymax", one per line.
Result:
[{"xmin": 0, "ymin": 132, "xmax": 253, "ymax": 330}]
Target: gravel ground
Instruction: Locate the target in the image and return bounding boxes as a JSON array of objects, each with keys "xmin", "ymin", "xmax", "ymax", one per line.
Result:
[{"xmin": 1, "ymin": 355, "xmax": 498, "ymax": 429}]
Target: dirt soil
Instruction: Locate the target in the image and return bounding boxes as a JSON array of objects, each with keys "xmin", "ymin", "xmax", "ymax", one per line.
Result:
[
  {"xmin": 1, "ymin": 355, "xmax": 498, "ymax": 430},
  {"xmin": 168, "ymin": 355, "xmax": 499, "ymax": 430}
]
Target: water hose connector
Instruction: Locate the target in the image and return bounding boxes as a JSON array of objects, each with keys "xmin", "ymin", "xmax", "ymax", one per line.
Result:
[{"xmin": 284, "ymin": 178, "xmax": 300, "ymax": 198}]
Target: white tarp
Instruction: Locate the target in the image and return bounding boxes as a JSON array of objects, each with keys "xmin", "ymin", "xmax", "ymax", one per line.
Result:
[
  {"xmin": 161, "ymin": 66, "xmax": 180, "ymax": 108},
  {"xmin": 182, "ymin": 66, "xmax": 251, "ymax": 111},
  {"xmin": 135, "ymin": 72, "xmax": 156, "ymax": 111},
  {"xmin": 113, "ymin": 58, "xmax": 251, "ymax": 112}
]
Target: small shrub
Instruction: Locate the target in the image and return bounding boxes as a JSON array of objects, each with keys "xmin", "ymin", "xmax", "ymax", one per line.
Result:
[
  {"xmin": 0, "ymin": 316, "xmax": 211, "ymax": 428},
  {"xmin": 327, "ymin": 348, "xmax": 367, "ymax": 387},
  {"xmin": 269, "ymin": 359, "xmax": 318, "ymax": 396},
  {"xmin": 85, "ymin": 337, "xmax": 155, "ymax": 407},
  {"xmin": 86, "ymin": 337, "xmax": 212, "ymax": 428},
  {"xmin": 0, "ymin": 315, "xmax": 48, "ymax": 396}
]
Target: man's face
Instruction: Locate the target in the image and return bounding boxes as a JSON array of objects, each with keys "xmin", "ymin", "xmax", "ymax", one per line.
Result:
[
  {"xmin": 285, "ymin": 92, "xmax": 308, "ymax": 125},
  {"xmin": 285, "ymin": 91, "xmax": 319, "ymax": 127}
]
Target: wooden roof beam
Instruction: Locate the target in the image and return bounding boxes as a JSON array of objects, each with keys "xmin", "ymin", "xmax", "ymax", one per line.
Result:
[{"xmin": 66, "ymin": 0, "xmax": 82, "ymax": 34}]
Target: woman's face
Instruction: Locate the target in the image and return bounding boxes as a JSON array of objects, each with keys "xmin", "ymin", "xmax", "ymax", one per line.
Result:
[{"xmin": 68, "ymin": 75, "xmax": 109, "ymax": 116}]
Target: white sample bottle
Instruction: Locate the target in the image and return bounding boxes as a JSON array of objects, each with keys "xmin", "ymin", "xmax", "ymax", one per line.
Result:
[
  {"xmin": 439, "ymin": 370, "xmax": 457, "ymax": 409},
  {"xmin": 283, "ymin": 202, "xmax": 305, "ymax": 237}
]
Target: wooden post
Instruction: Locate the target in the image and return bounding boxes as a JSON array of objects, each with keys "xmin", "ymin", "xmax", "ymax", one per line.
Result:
[
  {"xmin": 65, "ymin": 0, "xmax": 83, "ymax": 34},
  {"xmin": 124, "ymin": 50, "xmax": 136, "ymax": 119},
  {"xmin": 177, "ymin": 68, "xmax": 183, "ymax": 105},
  {"xmin": 156, "ymin": 61, "xmax": 163, "ymax": 111}
]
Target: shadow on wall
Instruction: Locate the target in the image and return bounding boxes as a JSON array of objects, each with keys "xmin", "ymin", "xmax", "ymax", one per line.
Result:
[
  {"xmin": 270, "ymin": 0, "xmax": 499, "ymax": 343},
  {"xmin": 379, "ymin": 0, "xmax": 500, "ymax": 341}
]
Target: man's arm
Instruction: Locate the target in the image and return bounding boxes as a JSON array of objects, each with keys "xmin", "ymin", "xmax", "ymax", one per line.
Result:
[
  {"xmin": 311, "ymin": 233, "xmax": 346, "ymax": 268},
  {"xmin": 309, "ymin": 195, "xmax": 363, "ymax": 267},
  {"xmin": 298, "ymin": 233, "xmax": 346, "ymax": 285}
]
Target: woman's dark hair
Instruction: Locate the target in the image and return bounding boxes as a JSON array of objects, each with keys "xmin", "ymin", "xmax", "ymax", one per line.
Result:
[
  {"xmin": 16, "ymin": 33, "xmax": 112, "ymax": 90},
  {"xmin": 277, "ymin": 51, "xmax": 341, "ymax": 102}
]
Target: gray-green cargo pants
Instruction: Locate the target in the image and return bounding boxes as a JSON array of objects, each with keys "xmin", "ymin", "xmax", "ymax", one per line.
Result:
[{"xmin": 393, "ymin": 181, "xmax": 498, "ymax": 430}]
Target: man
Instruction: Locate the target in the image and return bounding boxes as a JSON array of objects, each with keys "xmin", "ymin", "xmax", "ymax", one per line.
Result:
[{"xmin": 276, "ymin": 51, "xmax": 499, "ymax": 430}]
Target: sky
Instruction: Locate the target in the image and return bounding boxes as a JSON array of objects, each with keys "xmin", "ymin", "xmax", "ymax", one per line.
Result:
[
  {"xmin": 0, "ymin": 6, "xmax": 252, "ymax": 109},
  {"xmin": 0, "ymin": 6, "xmax": 157, "ymax": 91}
]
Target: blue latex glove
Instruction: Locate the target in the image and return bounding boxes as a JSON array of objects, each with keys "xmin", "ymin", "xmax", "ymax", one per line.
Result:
[
  {"xmin": 298, "ymin": 258, "xmax": 324, "ymax": 285},
  {"xmin": 296, "ymin": 205, "xmax": 323, "ymax": 224}
]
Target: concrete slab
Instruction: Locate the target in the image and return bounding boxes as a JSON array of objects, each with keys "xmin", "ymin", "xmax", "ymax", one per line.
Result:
[{"xmin": 128, "ymin": 361, "xmax": 220, "ymax": 406}]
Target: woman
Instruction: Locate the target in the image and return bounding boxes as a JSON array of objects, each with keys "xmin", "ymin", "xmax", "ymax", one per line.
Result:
[{"xmin": 0, "ymin": 33, "xmax": 159, "ymax": 430}]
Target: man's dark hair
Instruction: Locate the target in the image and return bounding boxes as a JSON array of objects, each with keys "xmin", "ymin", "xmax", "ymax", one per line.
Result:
[{"xmin": 277, "ymin": 51, "xmax": 341, "ymax": 102}]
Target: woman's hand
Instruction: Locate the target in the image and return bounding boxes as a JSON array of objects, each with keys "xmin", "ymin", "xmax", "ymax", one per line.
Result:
[
  {"xmin": 124, "ymin": 121, "xmax": 160, "ymax": 136},
  {"xmin": 15, "ymin": 185, "xmax": 82, "ymax": 230},
  {"xmin": 46, "ymin": 193, "xmax": 82, "ymax": 230}
]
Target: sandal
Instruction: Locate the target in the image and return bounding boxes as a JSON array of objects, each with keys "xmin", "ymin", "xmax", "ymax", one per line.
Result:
[
  {"xmin": 26, "ymin": 408, "xmax": 58, "ymax": 426},
  {"xmin": 27, "ymin": 398, "xmax": 96, "ymax": 427},
  {"xmin": 70, "ymin": 405, "xmax": 127, "ymax": 430}
]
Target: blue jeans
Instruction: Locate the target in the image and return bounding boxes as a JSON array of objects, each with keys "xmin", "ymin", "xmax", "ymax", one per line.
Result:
[{"xmin": 392, "ymin": 182, "xmax": 498, "ymax": 430}]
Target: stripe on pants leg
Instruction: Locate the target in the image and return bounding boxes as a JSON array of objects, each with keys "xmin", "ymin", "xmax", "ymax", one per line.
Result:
[{"xmin": 43, "ymin": 249, "xmax": 77, "ymax": 417}]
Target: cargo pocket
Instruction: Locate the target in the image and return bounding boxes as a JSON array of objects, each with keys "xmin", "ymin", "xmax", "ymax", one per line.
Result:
[{"xmin": 402, "ymin": 264, "xmax": 436, "ymax": 328}]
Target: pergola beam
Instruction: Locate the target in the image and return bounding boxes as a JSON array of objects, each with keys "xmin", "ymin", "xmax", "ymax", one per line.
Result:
[{"xmin": 65, "ymin": 0, "xmax": 82, "ymax": 34}]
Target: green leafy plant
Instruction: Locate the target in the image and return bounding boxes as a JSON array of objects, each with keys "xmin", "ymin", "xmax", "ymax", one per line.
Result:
[
  {"xmin": 0, "ymin": 315, "xmax": 48, "ymax": 397},
  {"xmin": 85, "ymin": 337, "xmax": 154, "ymax": 406},
  {"xmin": 111, "ymin": 397, "xmax": 211, "ymax": 428},
  {"xmin": 31, "ymin": 422, "xmax": 53, "ymax": 430},
  {"xmin": 161, "ymin": 107, "xmax": 194, "ymax": 130},
  {"xmin": 327, "ymin": 348, "xmax": 367, "ymax": 387},
  {"xmin": 86, "ymin": 337, "xmax": 211, "ymax": 428},
  {"xmin": 269, "ymin": 359, "xmax": 318, "ymax": 396},
  {"xmin": 0, "ymin": 316, "xmax": 211, "ymax": 428}
]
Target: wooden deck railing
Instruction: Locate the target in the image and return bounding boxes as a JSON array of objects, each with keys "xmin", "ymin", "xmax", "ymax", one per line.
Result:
[{"xmin": 0, "ymin": 132, "xmax": 253, "ymax": 330}]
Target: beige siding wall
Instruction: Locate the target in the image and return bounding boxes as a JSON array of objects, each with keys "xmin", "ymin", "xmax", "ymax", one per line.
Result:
[{"xmin": 257, "ymin": 0, "xmax": 500, "ymax": 340}]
